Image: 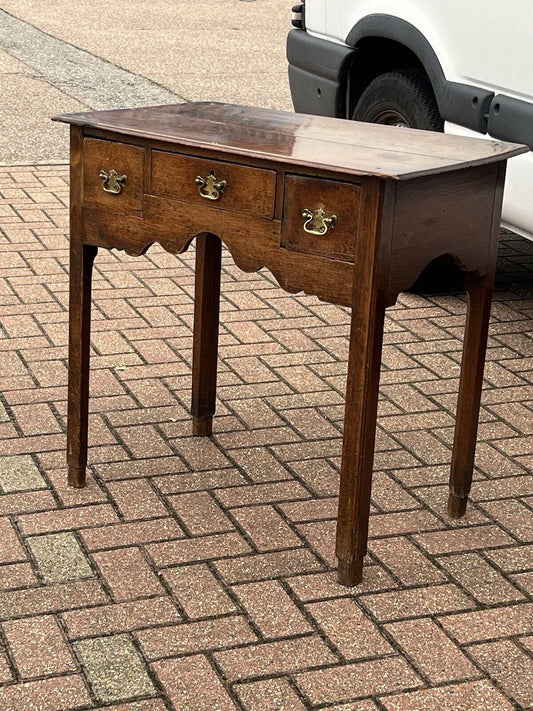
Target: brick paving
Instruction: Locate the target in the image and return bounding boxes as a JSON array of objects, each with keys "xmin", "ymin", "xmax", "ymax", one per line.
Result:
[{"xmin": 0, "ymin": 163, "xmax": 532, "ymax": 710}]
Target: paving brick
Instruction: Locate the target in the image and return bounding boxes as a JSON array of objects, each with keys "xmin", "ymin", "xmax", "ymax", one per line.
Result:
[
  {"xmin": 413, "ymin": 484, "xmax": 489, "ymax": 525},
  {"xmin": 98, "ymin": 701, "xmax": 168, "ymax": 711},
  {"xmin": 3, "ymin": 614, "xmax": 77, "ymax": 678},
  {"xmin": 0, "ymin": 651, "xmax": 12, "ymax": 683},
  {"xmin": 17, "ymin": 503, "xmax": 119, "ymax": 535},
  {"xmin": 439, "ymin": 602, "xmax": 533, "ymax": 643},
  {"xmin": 470, "ymin": 474, "xmax": 533, "ymax": 500},
  {"xmin": 296, "ymin": 657, "xmax": 421, "ymax": 705},
  {"xmin": 235, "ymin": 677, "xmax": 308, "ymax": 711},
  {"xmin": 215, "ymin": 480, "xmax": 310, "ymax": 508},
  {"xmin": 45, "ymin": 468, "xmax": 108, "ymax": 506},
  {"xmin": 215, "ymin": 635, "xmax": 338, "ymax": 681},
  {"xmin": 117, "ymin": 424, "xmax": 174, "ymax": 458},
  {"xmin": 321, "ymin": 703, "xmax": 380, "ymax": 711},
  {"xmin": 512, "ymin": 569, "xmax": 533, "ymax": 594},
  {"xmin": 215, "ymin": 424, "xmax": 298, "ymax": 449},
  {"xmin": 369, "ymin": 537, "xmax": 445, "ymax": 586},
  {"xmin": 307, "ymin": 597, "xmax": 393, "ymax": 660},
  {"xmin": 229, "ymin": 447, "xmax": 292, "ymax": 483},
  {"xmin": 147, "ymin": 531, "xmax": 251, "ymax": 568},
  {"xmin": 231, "ymin": 505, "xmax": 302, "ymax": 551},
  {"xmin": 62, "ymin": 596, "xmax": 180, "ymax": 638},
  {"xmin": 385, "ymin": 617, "xmax": 478, "ymax": 684},
  {"xmin": 81, "ymin": 516, "xmax": 185, "ymax": 550},
  {"xmin": 215, "ymin": 548, "xmax": 323, "ymax": 583},
  {"xmin": 288, "ymin": 458, "xmax": 340, "ymax": 496},
  {"xmin": 369, "ymin": 471, "xmax": 421, "ymax": 511},
  {"xmin": 0, "ymin": 518, "xmax": 26, "ymax": 563},
  {"xmin": 11, "ymin": 402, "xmax": 62, "ymax": 436},
  {"xmin": 75, "ymin": 634, "xmax": 156, "ymax": 703},
  {"xmin": 297, "ymin": 519, "xmax": 340, "ymax": 566},
  {"xmin": 162, "ymin": 562, "xmax": 236, "ymax": 618},
  {"xmin": 93, "ymin": 547, "xmax": 164, "ymax": 601},
  {"xmin": 126, "ymin": 378, "xmax": 177, "ymax": 407},
  {"xmin": 280, "ymin": 497, "xmax": 338, "ymax": 522},
  {"xmin": 230, "ymin": 397, "xmax": 287, "ymax": 430},
  {"xmin": 137, "ymin": 615, "xmax": 256, "ymax": 659},
  {"xmin": 414, "ymin": 524, "xmax": 514, "ymax": 555},
  {"xmin": 468, "ymin": 639, "xmax": 533, "ymax": 708},
  {"xmin": 382, "ymin": 679, "xmax": 514, "ymax": 711},
  {"xmin": 480, "ymin": 499, "xmax": 533, "ymax": 541},
  {"xmin": 153, "ymin": 654, "xmax": 238, "ymax": 711},
  {"xmin": 0, "ymin": 432, "xmax": 66, "ymax": 458},
  {"xmin": 438, "ymin": 552, "xmax": 525, "ymax": 604},
  {"xmin": 106, "ymin": 478, "xmax": 168, "ymax": 520},
  {"xmin": 233, "ymin": 580, "xmax": 311, "ymax": 638},
  {"xmin": 0, "ymin": 561, "xmax": 38, "ymax": 591},
  {"xmin": 0, "ymin": 674, "xmax": 92, "ymax": 711},
  {"xmin": 168, "ymin": 490, "xmax": 234, "ymax": 534},
  {"xmin": 0, "ymin": 454, "xmax": 47, "ymax": 492},
  {"xmin": 0, "ymin": 579, "xmax": 108, "ymax": 620},
  {"xmin": 368, "ymin": 509, "xmax": 442, "ymax": 537},
  {"xmin": 362, "ymin": 584, "xmax": 476, "ymax": 622},
  {"xmin": 175, "ymin": 436, "xmax": 233, "ymax": 470},
  {"xmin": 287, "ymin": 565, "xmax": 397, "ymax": 601},
  {"xmin": 487, "ymin": 543, "xmax": 533, "ymax": 572},
  {"xmin": 27, "ymin": 531, "xmax": 94, "ymax": 583},
  {"xmin": 96, "ymin": 458, "xmax": 194, "ymax": 486}
]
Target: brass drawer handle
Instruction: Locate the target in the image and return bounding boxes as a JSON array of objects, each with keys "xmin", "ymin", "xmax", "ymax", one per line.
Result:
[
  {"xmin": 99, "ymin": 169, "xmax": 127, "ymax": 194},
  {"xmin": 195, "ymin": 171, "xmax": 227, "ymax": 201},
  {"xmin": 302, "ymin": 208, "xmax": 338, "ymax": 235}
]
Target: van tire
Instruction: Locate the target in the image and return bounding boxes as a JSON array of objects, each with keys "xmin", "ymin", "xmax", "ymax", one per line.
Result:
[{"xmin": 352, "ymin": 70, "xmax": 444, "ymax": 131}]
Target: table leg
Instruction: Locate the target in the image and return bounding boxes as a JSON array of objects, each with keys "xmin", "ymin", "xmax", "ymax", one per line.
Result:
[
  {"xmin": 67, "ymin": 242, "xmax": 97, "ymax": 487},
  {"xmin": 336, "ymin": 299, "xmax": 386, "ymax": 586},
  {"xmin": 448, "ymin": 270, "xmax": 495, "ymax": 517},
  {"xmin": 191, "ymin": 233, "xmax": 222, "ymax": 436}
]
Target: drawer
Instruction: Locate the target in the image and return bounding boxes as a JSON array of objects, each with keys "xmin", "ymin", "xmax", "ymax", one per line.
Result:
[
  {"xmin": 151, "ymin": 151, "xmax": 276, "ymax": 218},
  {"xmin": 281, "ymin": 175, "xmax": 361, "ymax": 261},
  {"xmin": 83, "ymin": 138, "xmax": 144, "ymax": 213}
]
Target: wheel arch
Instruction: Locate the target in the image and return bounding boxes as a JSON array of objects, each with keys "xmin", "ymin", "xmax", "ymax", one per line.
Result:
[{"xmin": 346, "ymin": 15, "xmax": 492, "ymax": 133}]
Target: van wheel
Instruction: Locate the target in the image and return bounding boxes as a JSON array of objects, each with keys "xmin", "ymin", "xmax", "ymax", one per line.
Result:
[
  {"xmin": 354, "ymin": 70, "xmax": 455, "ymax": 292},
  {"xmin": 352, "ymin": 69, "xmax": 444, "ymax": 131}
]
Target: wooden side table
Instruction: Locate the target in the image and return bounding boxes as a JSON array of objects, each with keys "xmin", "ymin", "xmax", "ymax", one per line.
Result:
[{"xmin": 54, "ymin": 103, "xmax": 525, "ymax": 586}]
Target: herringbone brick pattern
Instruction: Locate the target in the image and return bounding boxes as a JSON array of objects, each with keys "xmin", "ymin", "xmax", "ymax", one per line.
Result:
[{"xmin": 0, "ymin": 164, "xmax": 532, "ymax": 710}]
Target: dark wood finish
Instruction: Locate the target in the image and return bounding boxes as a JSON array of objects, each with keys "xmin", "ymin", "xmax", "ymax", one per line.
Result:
[
  {"xmin": 448, "ymin": 161, "xmax": 507, "ymax": 517},
  {"xmin": 448, "ymin": 272, "xmax": 495, "ymax": 517},
  {"xmin": 83, "ymin": 138, "xmax": 144, "ymax": 214},
  {"xmin": 57, "ymin": 103, "xmax": 526, "ymax": 583},
  {"xmin": 191, "ymin": 233, "xmax": 222, "ymax": 436},
  {"xmin": 67, "ymin": 127, "xmax": 98, "ymax": 488},
  {"xmin": 386, "ymin": 164, "xmax": 500, "ymax": 303},
  {"xmin": 282, "ymin": 175, "xmax": 361, "ymax": 261},
  {"xmin": 151, "ymin": 150, "xmax": 277, "ymax": 218},
  {"xmin": 336, "ymin": 177, "xmax": 394, "ymax": 586},
  {"xmin": 54, "ymin": 103, "xmax": 525, "ymax": 180}
]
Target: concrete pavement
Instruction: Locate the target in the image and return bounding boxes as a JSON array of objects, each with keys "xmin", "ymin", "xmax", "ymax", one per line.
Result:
[{"xmin": 0, "ymin": 1, "xmax": 291, "ymax": 163}]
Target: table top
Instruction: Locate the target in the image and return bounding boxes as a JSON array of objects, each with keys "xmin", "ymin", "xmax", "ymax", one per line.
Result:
[{"xmin": 54, "ymin": 102, "xmax": 527, "ymax": 180}]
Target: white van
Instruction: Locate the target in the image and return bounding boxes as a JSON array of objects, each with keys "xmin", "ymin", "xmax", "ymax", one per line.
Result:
[{"xmin": 288, "ymin": 1, "xmax": 533, "ymax": 241}]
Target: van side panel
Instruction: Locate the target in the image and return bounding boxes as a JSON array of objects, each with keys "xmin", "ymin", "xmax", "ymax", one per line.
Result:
[{"xmin": 321, "ymin": 0, "xmax": 533, "ymax": 105}]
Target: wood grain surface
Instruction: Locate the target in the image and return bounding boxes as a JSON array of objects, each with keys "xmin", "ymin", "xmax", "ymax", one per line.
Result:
[{"xmin": 55, "ymin": 102, "xmax": 527, "ymax": 180}]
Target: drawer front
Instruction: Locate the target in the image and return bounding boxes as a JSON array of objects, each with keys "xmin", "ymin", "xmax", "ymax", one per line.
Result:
[
  {"xmin": 282, "ymin": 175, "xmax": 361, "ymax": 261},
  {"xmin": 83, "ymin": 138, "xmax": 144, "ymax": 212},
  {"xmin": 151, "ymin": 151, "xmax": 276, "ymax": 218}
]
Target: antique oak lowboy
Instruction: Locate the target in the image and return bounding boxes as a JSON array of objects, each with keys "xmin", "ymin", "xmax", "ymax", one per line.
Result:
[{"xmin": 54, "ymin": 103, "xmax": 525, "ymax": 586}]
